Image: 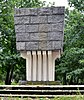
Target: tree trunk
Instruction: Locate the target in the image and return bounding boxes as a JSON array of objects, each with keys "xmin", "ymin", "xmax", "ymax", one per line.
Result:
[{"xmin": 5, "ymin": 66, "xmax": 11, "ymax": 85}]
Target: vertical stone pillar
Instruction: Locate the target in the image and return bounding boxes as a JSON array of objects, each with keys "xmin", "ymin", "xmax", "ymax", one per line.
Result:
[
  {"xmin": 37, "ymin": 51, "xmax": 42, "ymax": 81},
  {"xmin": 42, "ymin": 51, "xmax": 47, "ymax": 81},
  {"xmin": 52, "ymin": 50, "xmax": 60, "ymax": 81},
  {"xmin": 27, "ymin": 51, "xmax": 32, "ymax": 81},
  {"xmin": 48, "ymin": 51, "xmax": 53, "ymax": 81},
  {"xmin": 32, "ymin": 51, "xmax": 37, "ymax": 81}
]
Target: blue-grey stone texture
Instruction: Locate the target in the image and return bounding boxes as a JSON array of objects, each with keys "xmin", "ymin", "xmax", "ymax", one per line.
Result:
[{"xmin": 14, "ymin": 6, "xmax": 65, "ymax": 51}]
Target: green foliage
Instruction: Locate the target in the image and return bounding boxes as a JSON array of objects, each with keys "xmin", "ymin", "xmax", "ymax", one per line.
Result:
[
  {"xmin": 56, "ymin": 0, "xmax": 84, "ymax": 84},
  {"xmin": 68, "ymin": 0, "xmax": 84, "ymax": 11},
  {"xmin": 0, "ymin": 0, "xmax": 84, "ymax": 85},
  {"xmin": 0, "ymin": 0, "xmax": 44, "ymax": 84}
]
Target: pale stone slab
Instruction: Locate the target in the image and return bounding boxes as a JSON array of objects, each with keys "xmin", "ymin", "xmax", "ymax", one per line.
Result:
[
  {"xmin": 15, "ymin": 8, "xmax": 38, "ymax": 16},
  {"xmin": 39, "ymin": 24, "xmax": 51, "ymax": 32},
  {"xmin": 37, "ymin": 51, "xmax": 42, "ymax": 81},
  {"xmin": 30, "ymin": 33, "xmax": 47, "ymax": 41},
  {"xmin": 47, "ymin": 32, "xmax": 63, "ymax": 40},
  {"xmin": 30, "ymin": 16, "xmax": 47, "ymax": 24},
  {"xmin": 32, "ymin": 51, "xmax": 37, "ymax": 81},
  {"xmin": 16, "ymin": 33, "xmax": 30, "ymax": 42},
  {"xmin": 42, "ymin": 51, "xmax": 47, "ymax": 81},
  {"xmin": 39, "ymin": 41, "xmax": 47, "ymax": 50},
  {"xmin": 52, "ymin": 23, "xmax": 64, "ymax": 32},
  {"xmin": 15, "ymin": 25, "xmax": 25, "ymax": 32},
  {"xmin": 26, "ymin": 25, "xmax": 38, "ymax": 33},
  {"xmin": 48, "ymin": 15, "xmax": 64, "ymax": 23},
  {"xmin": 38, "ymin": 7, "xmax": 52, "ymax": 15},
  {"xmin": 14, "ymin": 16, "xmax": 29, "ymax": 24},
  {"xmin": 16, "ymin": 42, "xmax": 25, "ymax": 50},
  {"xmin": 30, "ymin": 33, "xmax": 39, "ymax": 41},
  {"xmin": 39, "ymin": 33, "xmax": 47, "ymax": 40},
  {"xmin": 15, "ymin": 8, "xmax": 26, "ymax": 16},
  {"xmin": 52, "ymin": 41, "xmax": 62, "ymax": 50},
  {"xmin": 26, "ymin": 42, "xmax": 38, "ymax": 50},
  {"xmin": 26, "ymin": 51, "xmax": 32, "ymax": 81},
  {"xmin": 48, "ymin": 51, "xmax": 53, "ymax": 81},
  {"xmin": 25, "ymin": 8, "xmax": 38, "ymax": 15},
  {"xmin": 52, "ymin": 7, "xmax": 65, "ymax": 14},
  {"xmin": 47, "ymin": 41, "xmax": 52, "ymax": 50}
]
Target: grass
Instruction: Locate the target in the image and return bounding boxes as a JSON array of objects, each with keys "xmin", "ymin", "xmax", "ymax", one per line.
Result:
[{"xmin": 0, "ymin": 96, "xmax": 84, "ymax": 100}]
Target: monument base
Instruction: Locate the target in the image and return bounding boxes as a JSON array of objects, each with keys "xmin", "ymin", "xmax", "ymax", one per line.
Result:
[
  {"xmin": 19, "ymin": 81, "xmax": 61, "ymax": 85},
  {"xmin": 21, "ymin": 50, "xmax": 60, "ymax": 81}
]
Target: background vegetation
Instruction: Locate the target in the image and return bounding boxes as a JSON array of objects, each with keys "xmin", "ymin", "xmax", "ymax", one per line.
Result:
[{"xmin": 0, "ymin": 0, "xmax": 84, "ymax": 85}]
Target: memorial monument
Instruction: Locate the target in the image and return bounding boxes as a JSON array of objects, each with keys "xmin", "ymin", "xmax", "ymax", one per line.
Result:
[{"xmin": 14, "ymin": 6, "xmax": 65, "ymax": 81}]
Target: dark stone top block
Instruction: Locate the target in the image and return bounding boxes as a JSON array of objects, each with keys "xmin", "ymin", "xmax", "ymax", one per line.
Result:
[{"xmin": 14, "ymin": 6, "xmax": 65, "ymax": 51}]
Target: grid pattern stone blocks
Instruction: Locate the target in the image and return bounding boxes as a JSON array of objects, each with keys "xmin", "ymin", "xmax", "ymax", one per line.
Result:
[{"xmin": 14, "ymin": 7, "xmax": 65, "ymax": 51}]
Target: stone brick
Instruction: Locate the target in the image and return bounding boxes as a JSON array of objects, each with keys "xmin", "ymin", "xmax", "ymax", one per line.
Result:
[
  {"xmin": 14, "ymin": 16, "xmax": 29, "ymax": 24},
  {"xmin": 16, "ymin": 42, "xmax": 25, "ymax": 50},
  {"xmin": 25, "ymin": 8, "xmax": 38, "ymax": 15},
  {"xmin": 52, "ymin": 41, "xmax": 62, "ymax": 50},
  {"xmin": 26, "ymin": 25, "xmax": 38, "ymax": 33},
  {"xmin": 15, "ymin": 25, "xmax": 25, "ymax": 32},
  {"xmin": 39, "ymin": 41, "xmax": 47, "ymax": 50},
  {"xmin": 26, "ymin": 42, "xmax": 38, "ymax": 50},
  {"xmin": 48, "ymin": 15, "xmax": 64, "ymax": 23},
  {"xmin": 38, "ymin": 24, "xmax": 51, "ymax": 32},
  {"xmin": 39, "ymin": 33, "xmax": 47, "ymax": 40},
  {"xmin": 47, "ymin": 32, "xmax": 63, "ymax": 40},
  {"xmin": 16, "ymin": 33, "xmax": 30, "ymax": 42},
  {"xmin": 14, "ymin": 8, "xmax": 26, "ymax": 16},
  {"xmin": 30, "ymin": 33, "xmax": 39, "ymax": 41},
  {"xmin": 52, "ymin": 7, "xmax": 65, "ymax": 14},
  {"xmin": 38, "ymin": 7, "xmax": 52, "ymax": 15},
  {"xmin": 52, "ymin": 23, "xmax": 64, "ymax": 32},
  {"xmin": 47, "ymin": 41, "xmax": 52, "ymax": 50},
  {"xmin": 30, "ymin": 16, "xmax": 47, "ymax": 23}
]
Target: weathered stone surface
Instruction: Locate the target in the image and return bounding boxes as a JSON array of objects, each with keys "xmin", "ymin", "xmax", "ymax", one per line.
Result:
[
  {"xmin": 26, "ymin": 42, "xmax": 38, "ymax": 50},
  {"xmin": 48, "ymin": 15, "xmax": 64, "ymax": 23},
  {"xmin": 30, "ymin": 16, "xmax": 47, "ymax": 23},
  {"xmin": 14, "ymin": 7, "xmax": 65, "ymax": 51},
  {"xmin": 52, "ymin": 7, "xmax": 65, "ymax": 14},
  {"xmin": 38, "ymin": 7, "xmax": 52, "ymax": 15},
  {"xmin": 14, "ymin": 16, "xmax": 29, "ymax": 24},
  {"xmin": 16, "ymin": 42, "xmax": 25, "ymax": 50},
  {"xmin": 47, "ymin": 41, "xmax": 52, "ymax": 50},
  {"xmin": 15, "ymin": 8, "xmax": 37, "ymax": 16},
  {"xmin": 15, "ymin": 8, "xmax": 26, "ymax": 16},
  {"xmin": 39, "ymin": 33, "xmax": 47, "ymax": 40},
  {"xmin": 16, "ymin": 33, "xmax": 30, "ymax": 41},
  {"xmin": 52, "ymin": 23, "xmax": 64, "ymax": 32},
  {"xmin": 47, "ymin": 32, "xmax": 63, "ymax": 40},
  {"xmin": 15, "ymin": 25, "xmax": 25, "ymax": 32},
  {"xmin": 39, "ymin": 41, "xmax": 47, "ymax": 50},
  {"xmin": 26, "ymin": 25, "xmax": 38, "ymax": 32},
  {"xmin": 29, "ymin": 8, "xmax": 38, "ymax": 15},
  {"xmin": 30, "ymin": 33, "xmax": 39, "ymax": 41},
  {"xmin": 52, "ymin": 41, "xmax": 62, "ymax": 49},
  {"xmin": 39, "ymin": 24, "xmax": 51, "ymax": 32}
]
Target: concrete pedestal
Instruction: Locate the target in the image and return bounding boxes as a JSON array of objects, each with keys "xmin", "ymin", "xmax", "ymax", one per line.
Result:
[{"xmin": 21, "ymin": 50, "xmax": 60, "ymax": 81}]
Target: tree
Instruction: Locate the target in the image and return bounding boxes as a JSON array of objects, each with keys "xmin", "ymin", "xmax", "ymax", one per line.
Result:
[
  {"xmin": 0, "ymin": 0, "xmax": 44, "ymax": 85},
  {"xmin": 56, "ymin": 1, "xmax": 84, "ymax": 84}
]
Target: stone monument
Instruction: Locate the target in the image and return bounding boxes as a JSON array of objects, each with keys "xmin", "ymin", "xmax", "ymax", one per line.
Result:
[{"xmin": 14, "ymin": 6, "xmax": 65, "ymax": 81}]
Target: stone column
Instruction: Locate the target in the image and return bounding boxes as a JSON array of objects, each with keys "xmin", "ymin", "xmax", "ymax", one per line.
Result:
[
  {"xmin": 52, "ymin": 50, "xmax": 61, "ymax": 81},
  {"xmin": 32, "ymin": 51, "xmax": 37, "ymax": 81},
  {"xmin": 48, "ymin": 51, "xmax": 53, "ymax": 81},
  {"xmin": 42, "ymin": 51, "xmax": 47, "ymax": 81},
  {"xmin": 27, "ymin": 51, "xmax": 32, "ymax": 81},
  {"xmin": 37, "ymin": 51, "xmax": 42, "ymax": 81}
]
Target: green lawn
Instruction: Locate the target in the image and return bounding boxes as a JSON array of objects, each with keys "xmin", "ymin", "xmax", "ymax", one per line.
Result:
[{"xmin": 0, "ymin": 96, "xmax": 84, "ymax": 100}]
